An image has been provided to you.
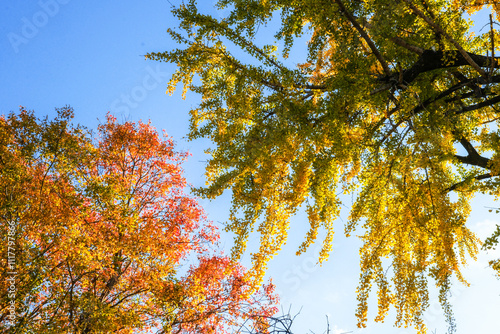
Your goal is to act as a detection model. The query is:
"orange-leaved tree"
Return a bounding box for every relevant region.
[0,106,277,333]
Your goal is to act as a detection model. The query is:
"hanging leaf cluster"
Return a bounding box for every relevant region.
[148,0,500,332]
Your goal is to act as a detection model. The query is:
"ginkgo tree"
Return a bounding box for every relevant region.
[147,0,500,332]
[0,107,277,333]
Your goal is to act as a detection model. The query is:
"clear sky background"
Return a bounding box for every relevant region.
[1,1,500,333]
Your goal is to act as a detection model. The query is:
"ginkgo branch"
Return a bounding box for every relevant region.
[334,0,391,76]
[490,14,496,77]
[401,0,487,78]
[446,173,494,192]
[387,50,500,86]
[356,16,424,55]
[454,137,491,169]
[455,95,500,115]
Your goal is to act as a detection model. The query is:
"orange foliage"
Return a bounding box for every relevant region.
[0,106,277,333]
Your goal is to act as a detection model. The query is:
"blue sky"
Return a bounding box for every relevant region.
[1,1,500,333]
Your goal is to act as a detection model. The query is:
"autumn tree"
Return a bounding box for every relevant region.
[147,0,500,332]
[0,107,277,333]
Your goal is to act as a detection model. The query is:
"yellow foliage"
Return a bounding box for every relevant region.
[148,0,500,332]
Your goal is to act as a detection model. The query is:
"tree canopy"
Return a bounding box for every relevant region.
[147,0,500,332]
[0,107,277,333]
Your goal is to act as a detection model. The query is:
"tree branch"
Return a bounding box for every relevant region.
[398,50,499,85]
[390,36,425,55]
[455,95,500,115]
[446,173,494,192]
[356,16,424,55]
[334,0,391,76]
[454,136,491,169]
[401,0,487,77]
